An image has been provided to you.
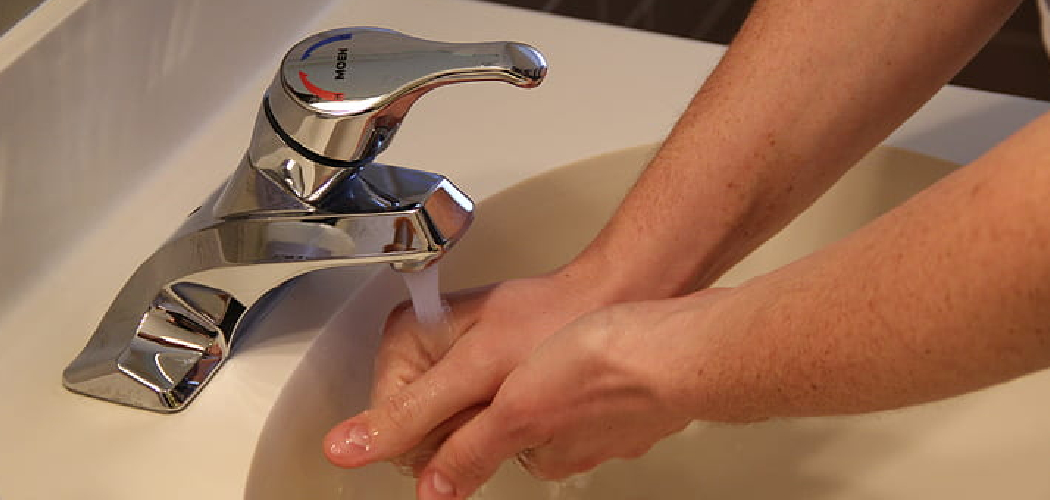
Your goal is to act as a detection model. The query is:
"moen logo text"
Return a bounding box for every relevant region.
[335,47,348,80]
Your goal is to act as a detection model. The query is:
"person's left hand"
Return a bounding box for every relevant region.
[323,272,629,476]
[410,291,733,500]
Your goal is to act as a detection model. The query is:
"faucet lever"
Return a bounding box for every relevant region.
[265,27,548,167]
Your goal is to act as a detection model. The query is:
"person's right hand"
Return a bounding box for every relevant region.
[323,269,622,474]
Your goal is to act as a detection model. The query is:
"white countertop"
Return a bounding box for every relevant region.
[0,0,1047,498]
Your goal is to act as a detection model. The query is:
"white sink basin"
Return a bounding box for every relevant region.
[243,144,1050,499]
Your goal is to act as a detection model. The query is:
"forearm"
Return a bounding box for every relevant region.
[567,0,1020,299]
[686,112,1050,420]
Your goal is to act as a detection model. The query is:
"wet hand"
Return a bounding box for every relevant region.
[410,293,731,499]
[322,271,617,475]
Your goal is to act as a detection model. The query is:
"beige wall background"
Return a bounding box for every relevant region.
[0,0,46,35]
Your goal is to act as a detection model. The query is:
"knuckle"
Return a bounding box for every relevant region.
[390,446,436,477]
[572,312,622,358]
[492,400,547,444]
[490,395,528,422]
[444,444,495,485]
[379,390,422,434]
[456,340,496,370]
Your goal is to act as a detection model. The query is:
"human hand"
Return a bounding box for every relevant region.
[322,270,620,475]
[406,291,736,499]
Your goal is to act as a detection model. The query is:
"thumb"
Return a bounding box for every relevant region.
[416,404,539,500]
[323,355,497,469]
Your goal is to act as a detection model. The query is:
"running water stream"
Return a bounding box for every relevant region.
[401,263,448,328]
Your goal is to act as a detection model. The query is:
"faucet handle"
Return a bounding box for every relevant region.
[265,27,547,166]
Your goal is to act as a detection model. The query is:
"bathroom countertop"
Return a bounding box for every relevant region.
[0,1,1048,498]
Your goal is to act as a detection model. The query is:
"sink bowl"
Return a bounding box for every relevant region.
[243,144,1050,499]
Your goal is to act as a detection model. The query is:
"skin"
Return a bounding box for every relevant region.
[322,0,1050,498]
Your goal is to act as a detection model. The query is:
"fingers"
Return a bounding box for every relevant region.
[323,353,499,469]
[370,291,490,408]
[391,405,485,476]
[416,405,540,500]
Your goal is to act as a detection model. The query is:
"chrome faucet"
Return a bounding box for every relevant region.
[62,27,547,413]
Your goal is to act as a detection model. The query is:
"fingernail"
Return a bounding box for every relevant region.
[427,471,456,499]
[328,423,372,456]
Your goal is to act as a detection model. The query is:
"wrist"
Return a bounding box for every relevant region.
[556,245,702,305]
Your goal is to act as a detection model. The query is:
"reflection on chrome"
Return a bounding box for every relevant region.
[62,27,547,412]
